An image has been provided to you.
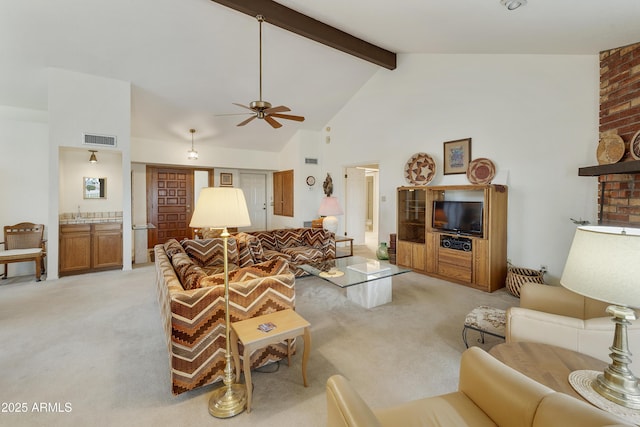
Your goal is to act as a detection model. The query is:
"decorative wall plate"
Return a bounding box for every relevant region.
[404,152,436,185]
[467,158,496,185]
[630,130,640,161]
[596,134,625,165]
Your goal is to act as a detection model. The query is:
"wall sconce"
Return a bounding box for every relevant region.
[89,150,98,164]
[187,129,198,160]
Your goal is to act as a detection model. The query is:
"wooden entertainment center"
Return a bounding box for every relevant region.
[396,184,508,292]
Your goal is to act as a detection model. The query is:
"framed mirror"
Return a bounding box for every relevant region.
[84,177,107,199]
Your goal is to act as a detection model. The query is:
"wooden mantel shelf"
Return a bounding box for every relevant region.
[578,160,640,176]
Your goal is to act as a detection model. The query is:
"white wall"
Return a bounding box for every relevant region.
[48,68,132,278]
[0,106,49,276]
[273,130,323,229]
[319,54,600,282]
[131,136,281,170]
[59,148,123,213]
[1,54,602,284]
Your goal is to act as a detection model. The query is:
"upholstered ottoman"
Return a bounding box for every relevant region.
[462,305,506,348]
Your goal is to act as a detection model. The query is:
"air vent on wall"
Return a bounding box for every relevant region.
[83,133,117,147]
[305,157,318,164]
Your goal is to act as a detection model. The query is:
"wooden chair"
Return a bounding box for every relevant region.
[0,222,46,282]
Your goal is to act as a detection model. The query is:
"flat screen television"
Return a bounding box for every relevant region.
[432,201,483,236]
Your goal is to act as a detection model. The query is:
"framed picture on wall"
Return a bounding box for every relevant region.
[220,172,233,187]
[443,138,472,175]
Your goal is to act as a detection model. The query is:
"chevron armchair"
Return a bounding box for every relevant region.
[155,243,296,395]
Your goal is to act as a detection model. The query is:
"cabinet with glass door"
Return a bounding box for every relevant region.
[397,187,427,271]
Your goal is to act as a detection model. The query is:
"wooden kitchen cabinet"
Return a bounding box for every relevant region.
[59,224,91,274]
[60,223,123,276]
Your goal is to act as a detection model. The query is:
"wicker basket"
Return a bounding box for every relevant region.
[506,263,545,297]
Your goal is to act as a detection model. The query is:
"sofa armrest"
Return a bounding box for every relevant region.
[326,375,382,427]
[520,283,610,320]
[535,392,633,426]
[459,347,553,426]
[520,283,589,318]
[506,306,586,352]
[507,306,640,365]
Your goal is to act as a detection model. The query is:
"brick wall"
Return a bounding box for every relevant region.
[598,42,640,226]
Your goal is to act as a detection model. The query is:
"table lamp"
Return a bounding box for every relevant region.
[189,187,251,418]
[318,196,343,234]
[560,225,640,410]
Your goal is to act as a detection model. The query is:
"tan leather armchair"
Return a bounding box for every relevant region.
[506,283,640,365]
[326,346,630,427]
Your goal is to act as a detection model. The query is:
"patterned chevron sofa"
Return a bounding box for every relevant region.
[241,227,336,277]
[155,238,296,395]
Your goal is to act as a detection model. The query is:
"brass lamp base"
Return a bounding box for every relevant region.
[593,372,640,409]
[592,305,640,410]
[591,305,640,409]
[208,383,247,418]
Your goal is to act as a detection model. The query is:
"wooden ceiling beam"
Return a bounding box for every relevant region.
[210,0,397,70]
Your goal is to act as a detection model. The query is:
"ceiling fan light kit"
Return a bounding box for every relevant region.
[501,0,527,10]
[232,15,305,129]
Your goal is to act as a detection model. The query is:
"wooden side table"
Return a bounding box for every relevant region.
[335,236,354,258]
[230,309,311,412]
[489,342,607,402]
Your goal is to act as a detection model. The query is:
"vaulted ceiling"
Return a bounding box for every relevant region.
[1,0,639,152]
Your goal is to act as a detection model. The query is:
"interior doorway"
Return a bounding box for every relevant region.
[239,172,267,231]
[344,164,379,251]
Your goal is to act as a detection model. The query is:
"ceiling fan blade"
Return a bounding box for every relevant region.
[237,115,257,127]
[264,105,291,114]
[233,103,254,111]
[264,115,282,129]
[213,112,253,117]
[270,113,305,122]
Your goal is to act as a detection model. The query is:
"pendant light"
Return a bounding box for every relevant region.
[89,150,98,164]
[187,129,198,160]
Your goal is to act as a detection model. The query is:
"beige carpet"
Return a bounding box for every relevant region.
[0,248,518,426]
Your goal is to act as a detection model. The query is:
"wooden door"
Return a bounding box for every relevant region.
[273,170,293,217]
[147,167,194,247]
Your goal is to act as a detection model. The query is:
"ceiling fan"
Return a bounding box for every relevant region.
[232,15,305,129]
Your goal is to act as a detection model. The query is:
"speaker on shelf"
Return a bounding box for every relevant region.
[440,235,472,252]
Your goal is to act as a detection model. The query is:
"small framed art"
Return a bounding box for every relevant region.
[220,172,233,187]
[443,138,472,175]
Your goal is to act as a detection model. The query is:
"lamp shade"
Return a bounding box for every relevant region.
[318,196,344,216]
[189,187,251,228]
[560,226,640,308]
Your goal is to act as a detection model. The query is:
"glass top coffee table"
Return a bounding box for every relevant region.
[300,256,410,308]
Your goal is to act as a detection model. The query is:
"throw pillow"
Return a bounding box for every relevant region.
[234,232,263,265]
[275,230,304,248]
[171,252,207,290]
[164,239,186,259]
[251,231,278,251]
[302,228,326,249]
[181,238,239,267]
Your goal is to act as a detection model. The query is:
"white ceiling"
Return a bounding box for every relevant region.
[1,0,639,152]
